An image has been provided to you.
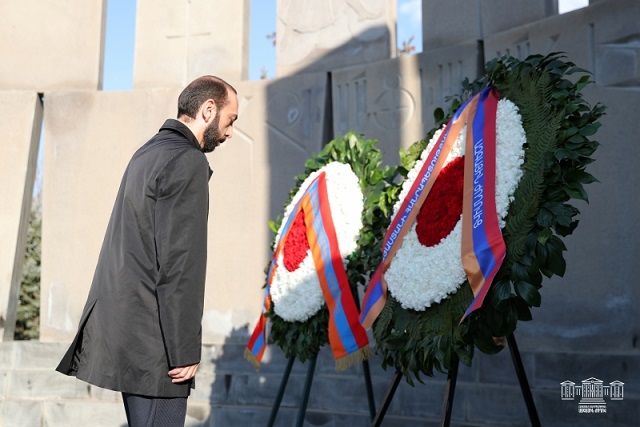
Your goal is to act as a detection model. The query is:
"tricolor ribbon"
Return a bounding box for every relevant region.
[246,172,369,370]
[360,88,505,329]
[245,190,301,366]
[461,88,506,317]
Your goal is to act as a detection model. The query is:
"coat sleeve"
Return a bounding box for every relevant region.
[154,149,210,368]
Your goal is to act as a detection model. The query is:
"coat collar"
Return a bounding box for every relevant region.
[159,119,202,152]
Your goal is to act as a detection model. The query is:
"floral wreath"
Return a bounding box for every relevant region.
[371,53,605,383]
[255,132,397,364]
[384,99,526,311]
[270,161,363,322]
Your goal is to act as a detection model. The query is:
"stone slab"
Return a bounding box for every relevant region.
[533,352,640,394]
[210,406,287,427]
[0,371,6,399]
[0,91,42,340]
[0,1,105,90]
[185,401,210,426]
[417,42,482,132]
[43,401,127,427]
[89,385,122,402]
[276,0,396,76]
[331,54,424,165]
[13,341,68,369]
[476,346,536,387]
[0,400,42,427]
[422,0,554,52]
[7,369,90,399]
[458,383,532,425]
[516,86,640,353]
[483,0,640,78]
[0,342,15,369]
[134,0,250,88]
[535,389,640,427]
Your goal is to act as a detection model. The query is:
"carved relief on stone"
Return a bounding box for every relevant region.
[277,0,393,74]
[371,73,415,131]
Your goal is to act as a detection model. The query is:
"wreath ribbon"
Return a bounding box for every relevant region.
[461,88,506,317]
[360,88,505,329]
[247,173,369,369]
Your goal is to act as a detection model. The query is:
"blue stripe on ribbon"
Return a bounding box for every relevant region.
[250,330,265,356]
[307,179,359,354]
[362,277,383,314]
[470,88,498,279]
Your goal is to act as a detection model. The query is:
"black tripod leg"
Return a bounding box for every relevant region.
[371,369,402,427]
[440,353,459,427]
[295,354,318,427]
[266,355,295,427]
[362,359,377,421]
[507,334,541,427]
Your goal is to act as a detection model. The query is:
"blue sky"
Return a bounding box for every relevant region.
[102,0,588,91]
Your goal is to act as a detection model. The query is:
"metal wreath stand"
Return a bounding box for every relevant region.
[266,294,378,427]
[265,354,377,427]
[370,333,541,427]
[265,332,540,427]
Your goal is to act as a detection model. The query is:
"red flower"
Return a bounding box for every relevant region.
[283,210,311,271]
[415,156,465,247]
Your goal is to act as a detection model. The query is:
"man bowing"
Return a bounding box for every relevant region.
[57,75,239,427]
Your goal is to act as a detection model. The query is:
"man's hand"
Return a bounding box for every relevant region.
[168,363,200,383]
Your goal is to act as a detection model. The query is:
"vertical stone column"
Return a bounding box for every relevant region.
[0,0,106,90]
[0,92,42,340]
[276,0,396,76]
[134,0,250,88]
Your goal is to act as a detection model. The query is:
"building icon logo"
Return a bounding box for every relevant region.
[560,378,624,413]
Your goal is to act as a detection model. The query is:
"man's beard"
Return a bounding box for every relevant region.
[202,112,225,153]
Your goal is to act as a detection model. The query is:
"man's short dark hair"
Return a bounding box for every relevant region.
[177,76,237,120]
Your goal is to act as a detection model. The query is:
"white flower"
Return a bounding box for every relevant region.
[271,162,364,321]
[386,99,526,311]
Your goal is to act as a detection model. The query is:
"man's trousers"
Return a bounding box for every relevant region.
[122,393,188,427]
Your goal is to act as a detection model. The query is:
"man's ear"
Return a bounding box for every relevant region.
[201,99,217,123]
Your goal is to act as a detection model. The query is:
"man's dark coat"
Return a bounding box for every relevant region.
[57,119,212,398]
